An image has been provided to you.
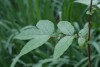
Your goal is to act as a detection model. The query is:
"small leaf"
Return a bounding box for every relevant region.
[78,23,88,37]
[36,20,54,34]
[86,10,94,15]
[74,0,98,6]
[78,37,86,47]
[96,4,100,8]
[10,36,50,67]
[57,21,75,35]
[53,36,75,59]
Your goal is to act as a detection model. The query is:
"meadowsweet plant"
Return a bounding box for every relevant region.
[1,0,100,67]
[10,0,100,67]
[10,20,89,67]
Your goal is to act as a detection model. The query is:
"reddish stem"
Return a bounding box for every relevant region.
[88,0,93,67]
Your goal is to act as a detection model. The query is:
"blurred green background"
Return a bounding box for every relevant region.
[0,0,100,67]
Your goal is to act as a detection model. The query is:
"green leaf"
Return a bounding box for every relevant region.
[57,21,75,35]
[53,36,75,59]
[92,42,100,54]
[10,36,50,67]
[0,21,10,30]
[97,4,100,8]
[32,64,42,67]
[20,25,36,31]
[10,55,21,67]
[74,0,98,6]
[14,28,45,40]
[78,37,86,47]
[36,20,54,34]
[78,23,88,37]
[19,36,50,56]
[75,56,96,67]
[14,20,54,40]
[11,20,55,67]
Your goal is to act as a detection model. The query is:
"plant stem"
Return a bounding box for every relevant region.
[88,0,93,67]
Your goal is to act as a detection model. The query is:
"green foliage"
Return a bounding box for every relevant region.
[78,23,88,37]
[11,36,50,67]
[10,20,94,67]
[11,20,54,67]
[57,21,75,35]
[0,0,100,67]
[78,37,86,47]
[53,36,75,59]
[36,20,54,34]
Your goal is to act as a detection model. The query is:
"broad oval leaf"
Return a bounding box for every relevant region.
[36,20,54,34]
[10,35,50,67]
[57,21,75,35]
[78,37,86,47]
[74,0,98,6]
[78,23,88,37]
[53,36,75,59]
